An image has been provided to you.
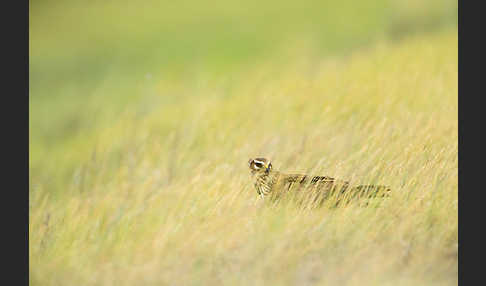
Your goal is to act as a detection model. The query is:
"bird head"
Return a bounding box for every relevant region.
[248,158,272,175]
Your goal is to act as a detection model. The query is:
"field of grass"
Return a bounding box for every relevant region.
[30,1,457,285]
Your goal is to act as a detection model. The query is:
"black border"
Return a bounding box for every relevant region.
[458,0,480,284]
[3,0,29,284]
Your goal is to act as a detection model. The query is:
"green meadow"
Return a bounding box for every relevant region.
[30,1,457,285]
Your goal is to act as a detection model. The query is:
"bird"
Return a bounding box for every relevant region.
[248,157,391,206]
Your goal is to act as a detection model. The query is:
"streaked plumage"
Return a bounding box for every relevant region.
[248,157,391,205]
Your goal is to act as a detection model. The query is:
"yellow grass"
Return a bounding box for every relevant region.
[29,30,457,285]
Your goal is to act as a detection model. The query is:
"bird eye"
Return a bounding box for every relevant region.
[254,162,263,168]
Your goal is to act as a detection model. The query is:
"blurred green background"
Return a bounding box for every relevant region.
[30,0,456,92]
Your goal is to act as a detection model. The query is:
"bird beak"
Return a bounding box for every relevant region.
[265,163,271,173]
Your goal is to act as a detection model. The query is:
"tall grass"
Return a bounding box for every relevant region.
[29,29,457,285]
